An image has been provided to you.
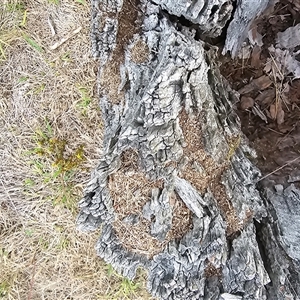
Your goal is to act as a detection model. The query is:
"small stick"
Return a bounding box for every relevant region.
[257,156,300,182]
[275,125,295,147]
[270,53,284,80]
[50,27,82,50]
[48,15,56,36]
[265,127,284,135]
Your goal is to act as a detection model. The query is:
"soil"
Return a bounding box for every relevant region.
[219,0,300,188]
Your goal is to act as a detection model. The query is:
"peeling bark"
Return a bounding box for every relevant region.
[78,1,300,299]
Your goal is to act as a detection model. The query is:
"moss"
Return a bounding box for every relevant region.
[30,123,86,211]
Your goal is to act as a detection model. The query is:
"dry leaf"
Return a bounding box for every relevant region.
[251,46,262,68]
[268,46,300,79]
[50,27,82,50]
[276,23,300,49]
[293,1,300,11]
[252,104,268,123]
[240,96,254,110]
[238,75,272,94]
[255,89,275,106]
[264,59,273,73]
[269,16,278,25]
[276,103,285,125]
[237,44,252,59]
[248,25,263,46]
[270,104,277,119]
[281,82,291,105]
[48,15,56,36]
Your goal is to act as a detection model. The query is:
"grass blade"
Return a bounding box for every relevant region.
[23,34,43,52]
[0,43,6,59]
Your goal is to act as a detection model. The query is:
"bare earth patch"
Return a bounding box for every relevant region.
[0,1,153,299]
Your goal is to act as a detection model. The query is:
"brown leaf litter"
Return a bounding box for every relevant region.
[219,0,300,187]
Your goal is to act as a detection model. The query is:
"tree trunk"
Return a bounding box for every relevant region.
[77,0,300,299]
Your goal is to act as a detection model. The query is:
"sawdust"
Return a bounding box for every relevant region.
[204,261,222,278]
[100,60,124,104]
[166,191,193,241]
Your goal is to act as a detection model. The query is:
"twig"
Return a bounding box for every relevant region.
[47,15,56,36]
[275,125,295,147]
[270,53,284,80]
[286,275,300,300]
[265,127,284,135]
[271,64,279,117]
[257,156,300,182]
[273,4,288,15]
[50,27,82,50]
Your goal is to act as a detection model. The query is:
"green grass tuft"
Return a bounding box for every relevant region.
[5,2,26,12]
[25,119,86,212]
[77,86,92,115]
[48,0,60,4]
[103,264,141,299]
[23,34,43,52]
[75,0,86,5]
[0,281,10,297]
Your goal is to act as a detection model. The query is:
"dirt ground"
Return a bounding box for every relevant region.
[0,1,153,299]
[220,0,300,188]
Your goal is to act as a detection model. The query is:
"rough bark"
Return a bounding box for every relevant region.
[78,1,300,299]
[223,0,270,57]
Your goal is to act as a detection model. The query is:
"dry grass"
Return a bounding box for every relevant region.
[130,39,149,64]
[204,261,222,278]
[0,0,153,299]
[109,149,192,258]
[179,110,242,236]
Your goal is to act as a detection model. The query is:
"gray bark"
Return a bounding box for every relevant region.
[152,0,233,37]
[78,1,300,299]
[223,0,270,57]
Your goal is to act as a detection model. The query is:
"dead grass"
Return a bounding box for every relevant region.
[109,149,192,258]
[130,39,149,64]
[110,150,164,257]
[0,0,153,299]
[204,261,222,278]
[179,110,242,236]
